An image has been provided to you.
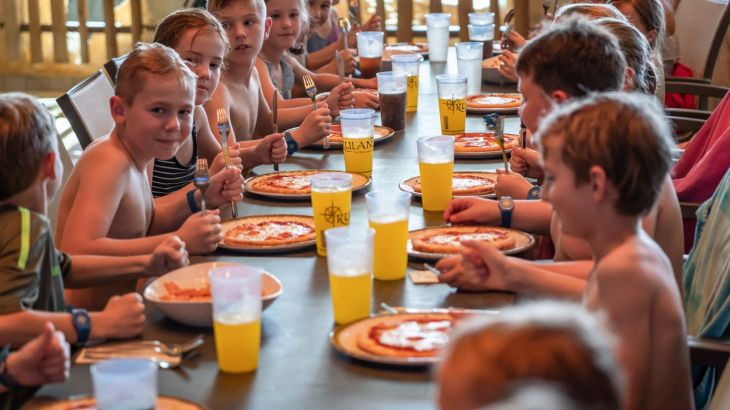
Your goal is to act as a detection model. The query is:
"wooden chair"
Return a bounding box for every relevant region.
[56,70,115,149]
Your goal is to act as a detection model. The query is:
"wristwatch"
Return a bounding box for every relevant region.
[498,196,515,228]
[284,130,299,155]
[527,185,543,200]
[71,308,91,345]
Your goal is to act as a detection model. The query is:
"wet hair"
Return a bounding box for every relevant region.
[516,17,626,97]
[610,0,665,50]
[115,42,197,106]
[595,17,656,94]
[208,0,266,17]
[555,2,627,21]
[538,92,674,216]
[0,92,57,200]
[153,8,230,65]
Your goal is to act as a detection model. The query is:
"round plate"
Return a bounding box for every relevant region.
[455,149,512,160]
[307,125,395,150]
[406,225,535,261]
[399,171,498,198]
[144,262,283,327]
[217,214,316,253]
[244,170,371,200]
[23,395,207,410]
[466,106,518,115]
[385,42,429,58]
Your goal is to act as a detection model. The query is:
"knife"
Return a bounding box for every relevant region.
[272,89,279,171]
[335,50,345,82]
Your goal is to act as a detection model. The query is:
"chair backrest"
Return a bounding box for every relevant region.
[675,0,730,79]
[103,54,128,85]
[56,70,115,149]
[710,358,730,410]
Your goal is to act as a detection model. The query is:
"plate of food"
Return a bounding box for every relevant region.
[219,214,316,253]
[385,42,429,58]
[24,395,208,410]
[451,132,520,159]
[244,170,371,200]
[481,56,517,85]
[466,93,522,114]
[308,124,395,149]
[407,225,535,260]
[144,262,282,327]
[330,310,460,366]
[399,171,498,198]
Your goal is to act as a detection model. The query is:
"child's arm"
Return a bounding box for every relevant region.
[0,322,68,390]
[289,55,377,92]
[255,56,319,109]
[444,197,554,236]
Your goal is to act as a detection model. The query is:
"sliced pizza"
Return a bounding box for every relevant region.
[452,132,519,153]
[356,313,454,358]
[405,172,497,196]
[246,170,369,196]
[222,215,316,247]
[410,226,517,254]
[466,93,522,109]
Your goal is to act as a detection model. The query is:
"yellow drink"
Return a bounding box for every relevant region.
[406,75,419,112]
[438,97,466,135]
[213,317,261,373]
[369,217,409,280]
[419,161,454,211]
[329,271,372,324]
[311,188,352,256]
[343,136,374,176]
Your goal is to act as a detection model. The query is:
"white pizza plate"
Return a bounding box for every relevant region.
[244,170,371,200]
[307,125,396,150]
[455,148,513,160]
[406,226,535,261]
[144,262,282,327]
[217,215,316,253]
[466,105,519,115]
[398,172,498,199]
[24,395,208,410]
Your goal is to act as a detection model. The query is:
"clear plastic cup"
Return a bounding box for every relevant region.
[469,12,494,25]
[91,359,158,410]
[356,31,384,78]
[209,264,263,373]
[391,54,423,113]
[376,71,408,132]
[311,172,353,256]
[417,136,455,211]
[340,109,375,176]
[425,13,451,62]
[455,42,484,95]
[435,74,468,135]
[325,226,374,324]
[366,190,411,280]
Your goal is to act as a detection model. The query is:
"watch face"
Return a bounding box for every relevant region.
[499,196,515,210]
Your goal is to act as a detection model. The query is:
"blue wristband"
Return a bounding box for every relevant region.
[186,189,199,213]
[284,131,299,155]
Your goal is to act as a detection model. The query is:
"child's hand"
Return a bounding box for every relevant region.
[353,90,379,109]
[210,146,243,174]
[253,133,288,165]
[498,50,518,82]
[509,147,543,179]
[99,293,146,339]
[327,82,355,115]
[357,78,378,90]
[495,170,533,199]
[443,197,500,225]
[360,14,382,31]
[436,253,490,291]
[5,322,69,386]
[177,209,223,254]
[506,30,526,49]
[341,49,357,74]
[145,236,189,277]
[206,167,244,207]
[297,103,333,146]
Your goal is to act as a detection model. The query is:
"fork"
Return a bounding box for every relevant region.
[338,17,351,50]
[501,9,516,51]
[90,334,205,357]
[303,74,330,149]
[194,158,209,216]
[272,89,280,172]
[215,108,238,218]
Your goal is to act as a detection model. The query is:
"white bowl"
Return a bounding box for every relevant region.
[144,262,282,327]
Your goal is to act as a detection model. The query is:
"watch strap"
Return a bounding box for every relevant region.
[284,131,299,155]
[186,189,199,213]
[501,207,513,228]
[71,308,91,345]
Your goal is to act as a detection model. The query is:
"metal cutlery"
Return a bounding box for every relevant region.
[194,158,209,216]
[338,17,351,50]
[423,263,441,276]
[335,50,346,82]
[272,89,280,171]
[89,334,205,357]
[501,9,516,51]
[484,113,509,173]
[379,302,399,315]
[215,108,238,217]
[303,74,329,149]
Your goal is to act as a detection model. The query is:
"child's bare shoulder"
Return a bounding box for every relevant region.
[595,235,671,290]
[75,137,133,175]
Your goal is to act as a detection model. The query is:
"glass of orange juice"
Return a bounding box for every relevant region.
[311,172,352,256]
[436,74,467,135]
[417,136,455,212]
[209,264,263,373]
[325,226,374,324]
[341,109,375,177]
[366,190,411,280]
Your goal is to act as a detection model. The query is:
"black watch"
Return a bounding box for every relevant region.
[284,130,299,155]
[498,196,515,228]
[71,308,91,344]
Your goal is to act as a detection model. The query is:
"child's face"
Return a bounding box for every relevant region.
[266,0,302,49]
[176,30,226,105]
[308,0,331,28]
[119,75,195,161]
[217,2,271,65]
[517,73,555,133]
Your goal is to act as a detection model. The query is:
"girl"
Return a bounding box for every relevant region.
[151,8,287,198]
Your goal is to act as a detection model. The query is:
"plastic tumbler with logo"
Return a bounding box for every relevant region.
[391,54,423,112]
[340,108,375,176]
[311,172,353,256]
[366,190,411,280]
[417,136,455,211]
[426,13,451,62]
[376,71,408,132]
[325,226,374,324]
[436,74,467,135]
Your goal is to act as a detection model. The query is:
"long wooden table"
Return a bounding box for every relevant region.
[36,50,520,410]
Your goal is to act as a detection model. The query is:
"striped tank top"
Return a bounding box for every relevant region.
[151,123,198,198]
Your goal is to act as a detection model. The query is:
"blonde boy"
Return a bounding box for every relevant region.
[205,0,332,149]
[454,93,693,410]
[56,43,240,310]
[0,93,186,349]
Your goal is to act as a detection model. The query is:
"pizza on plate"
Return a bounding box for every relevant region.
[466,93,522,109]
[411,226,517,254]
[408,172,497,196]
[482,56,501,69]
[247,170,369,196]
[356,313,454,358]
[315,124,393,146]
[453,132,519,153]
[223,215,316,247]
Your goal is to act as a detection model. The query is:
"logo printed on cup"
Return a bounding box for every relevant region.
[446,97,466,114]
[343,138,374,152]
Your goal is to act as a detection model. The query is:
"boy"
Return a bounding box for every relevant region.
[205,0,334,150]
[55,43,235,310]
[0,92,186,347]
[455,93,693,410]
[437,18,683,294]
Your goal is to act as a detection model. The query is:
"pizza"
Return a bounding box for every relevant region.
[356,313,454,358]
[453,132,519,153]
[405,172,497,196]
[410,226,517,254]
[466,93,522,109]
[482,56,501,69]
[314,124,394,147]
[246,170,369,196]
[222,215,316,247]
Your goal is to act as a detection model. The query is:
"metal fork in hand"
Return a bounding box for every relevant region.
[272,89,280,171]
[215,108,238,218]
[194,158,209,216]
[303,74,329,149]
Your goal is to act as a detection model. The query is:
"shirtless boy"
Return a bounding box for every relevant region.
[56,43,240,310]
